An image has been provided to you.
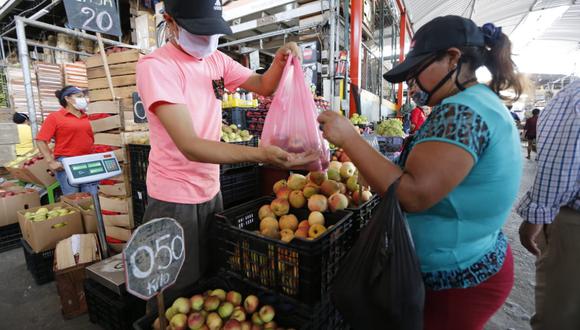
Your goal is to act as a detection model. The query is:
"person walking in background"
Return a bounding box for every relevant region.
[517,80,579,330]
[507,104,521,126]
[12,112,33,156]
[524,108,540,159]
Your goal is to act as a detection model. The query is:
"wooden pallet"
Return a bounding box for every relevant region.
[86,50,141,102]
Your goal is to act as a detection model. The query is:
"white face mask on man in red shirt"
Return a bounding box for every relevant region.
[176,26,220,59]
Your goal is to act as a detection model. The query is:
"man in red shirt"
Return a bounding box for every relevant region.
[36,86,96,194]
[524,108,540,159]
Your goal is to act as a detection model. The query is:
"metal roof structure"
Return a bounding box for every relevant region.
[402,0,580,74]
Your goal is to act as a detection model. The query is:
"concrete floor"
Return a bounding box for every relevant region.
[0,148,539,330]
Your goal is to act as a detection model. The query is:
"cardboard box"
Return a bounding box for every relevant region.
[0,123,19,144]
[61,193,93,209]
[90,115,122,133]
[99,194,131,214]
[17,203,84,252]
[81,209,98,234]
[103,214,132,228]
[6,156,57,187]
[105,226,131,242]
[0,187,40,226]
[98,182,128,197]
[55,234,101,271]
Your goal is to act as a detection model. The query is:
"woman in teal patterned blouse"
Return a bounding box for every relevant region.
[318,16,525,330]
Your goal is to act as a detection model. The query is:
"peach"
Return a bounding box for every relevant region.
[308,194,328,212]
[327,168,341,181]
[320,180,340,197]
[295,227,309,239]
[328,193,349,212]
[275,187,291,200]
[288,190,306,209]
[287,174,307,191]
[260,217,279,232]
[279,214,298,231]
[302,183,320,199]
[328,161,342,171]
[298,220,310,230]
[270,198,289,216]
[308,211,325,226]
[272,180,287,194]
[308,171,327,186]
[308,224,327,239]
[258,205,275,220]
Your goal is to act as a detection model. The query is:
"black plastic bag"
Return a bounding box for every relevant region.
[331,181,425,330]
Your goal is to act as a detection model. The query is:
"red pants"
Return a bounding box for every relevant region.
[424,245,514,330]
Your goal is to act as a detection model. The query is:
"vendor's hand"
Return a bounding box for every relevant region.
[261,145,319,169]
[48,160,64,172]
[519,221,543,256]
[274,42,302,67]
[317,110,359,147]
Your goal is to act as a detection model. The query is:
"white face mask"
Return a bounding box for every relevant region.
[176,27,220,59]
[73,97,88,111]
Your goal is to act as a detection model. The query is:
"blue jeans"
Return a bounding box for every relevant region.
[55,157,99,196]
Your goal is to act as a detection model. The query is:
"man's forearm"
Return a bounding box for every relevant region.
[37,140,54,162]
[181,138,265,164]
[259,62,285,95]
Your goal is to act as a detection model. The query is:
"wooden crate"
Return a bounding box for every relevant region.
[54,261,97,319]
[87,63,137,80]
[89,85,138,102]
[85,50,140,69]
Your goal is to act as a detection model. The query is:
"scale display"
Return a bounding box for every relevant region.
[62,152,122,185]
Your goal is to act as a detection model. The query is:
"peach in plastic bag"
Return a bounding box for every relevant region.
[260,56,330,171]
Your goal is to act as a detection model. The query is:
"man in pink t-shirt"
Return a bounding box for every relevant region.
[136,0,315,295]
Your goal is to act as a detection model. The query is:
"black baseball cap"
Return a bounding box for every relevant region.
[164,0,232,36]
[384,15,485,83]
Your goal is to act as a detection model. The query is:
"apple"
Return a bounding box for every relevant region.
[226,291,242,306]
[288,190,306,209]
[361,190,373,202]
[308,194,328,212]
[251,312,264,325]
[190,294,204,311]
[280,229,295,243]
[279,214,298,231]
[308,171,327,186]
[340,162,356,179]
[309,224,327,239]
[258,305,275,323]
[346,175,359,192]
[275,187,291,200]
[327,168,341,182]
[204,296,220,311]
[328,161,342,171]
[165,306,178,321]
[320,180,340,197]
[259,217,279,232]
[287,174,307,191]
[187,312,205,330]
[308,212,325,226]
[298,220,310,230]
[223,319,242,330]
[231,306,246,322]
[270,198,289,216]
[258,205,276,220]
[295,227,309,239]
[302,183,320,199]
[206,312,223,330]
[328,193,349,212]
[172,297,191,314]
[218,302,234,319]
[244,295,259,314]
[272,180,287,194]
[170,313,187,330]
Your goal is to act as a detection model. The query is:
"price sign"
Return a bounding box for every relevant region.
[132,92,147,124]
[123,218,185,300]
[64,0,122,36]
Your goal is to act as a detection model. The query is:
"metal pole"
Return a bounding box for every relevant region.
[349,0,363,117]
[15,18,39,142]
[0,37,5,62]
[17,17,140,49]
[1,0,62,37]
[3,37,92,56]
[379,0,385,118]
[91,191,110,259]
[328,0,336,111]
[219,21,323,48]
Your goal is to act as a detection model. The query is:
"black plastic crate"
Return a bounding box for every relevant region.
[346,194,381,232]
[128,144,151,187]
[131,183,149,228]
[215,197,354,305]
[0,223,22,253]
[220,166,261,209]
[133,274,348,330]
[21,238,55,285]
[85,278,146,330]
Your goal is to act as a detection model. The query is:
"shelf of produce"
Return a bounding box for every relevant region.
[215,196,354,306]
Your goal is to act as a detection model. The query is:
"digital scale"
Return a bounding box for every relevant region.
[62,152,122,258]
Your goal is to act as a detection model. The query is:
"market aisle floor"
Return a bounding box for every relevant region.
[0,149,538,330]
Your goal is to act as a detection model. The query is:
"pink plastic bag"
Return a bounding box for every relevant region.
[261,56,330,171]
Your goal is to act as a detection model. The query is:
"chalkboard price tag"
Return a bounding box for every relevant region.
[123,218,185,300]
[64,0,122,37]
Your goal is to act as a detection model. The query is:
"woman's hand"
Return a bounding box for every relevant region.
[273,42,302,67]
[261,145,319,169]
[317,110,359,148]
[48,160,63,172]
